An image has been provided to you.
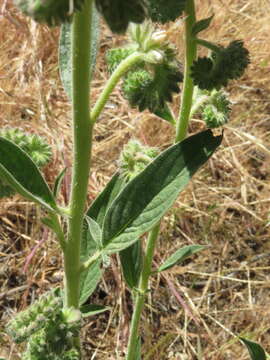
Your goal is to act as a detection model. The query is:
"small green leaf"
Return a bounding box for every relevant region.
[120,240,143,289]
[53,167,67,198]
[80,304,110,318]
[154,103,176,125]
[240,338,266,360]
[192,15,214,36]
[0,137,56,211]
[85,216,102,248]
[158,245,205,272]
[102,130,222,254]
[79,259,102,306]
[59,5,100,99]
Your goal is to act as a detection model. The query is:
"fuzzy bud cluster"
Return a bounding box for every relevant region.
[119,139,159,180]
[14,0,86,26]
[191,40,250,90]
[7,290,62,344]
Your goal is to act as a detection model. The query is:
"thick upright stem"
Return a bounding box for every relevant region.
[64,0,93,310]
[175,0,197,142]
[125,1,197,358]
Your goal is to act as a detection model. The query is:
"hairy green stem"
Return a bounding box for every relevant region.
[90,52,144,124]
[64,0,94,311]
[195,38,221,53]
[175,0,197,142]
[125,1,198,359]
[126,223,161,360]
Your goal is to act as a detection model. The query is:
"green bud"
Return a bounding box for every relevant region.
[14,0,86,26]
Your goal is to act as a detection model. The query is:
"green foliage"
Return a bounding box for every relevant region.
[106,48,135,74]
[120,241,143,289]
[95,0,146,34]
[191,40,250,90]
[146,0,186,24]
[14,0,86,26]
[240,338,266,360]
[191,15,214,36]
[0,128,52,199]
[101,130,222,254]
[0,136,56,211]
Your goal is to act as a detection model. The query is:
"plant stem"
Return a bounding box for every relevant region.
[90,52,144,124]
[175,0,197,143]
[196,38,221,53]
[64,0,94,311]
[126,223,161,360]
[125,1,198,358]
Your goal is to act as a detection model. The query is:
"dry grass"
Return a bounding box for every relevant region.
[0,0,270,359]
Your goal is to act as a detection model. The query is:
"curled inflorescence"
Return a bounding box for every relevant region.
[119,139,159,180]
[191,40,250,90]
[14,0,86,26]
[202,90,231,128]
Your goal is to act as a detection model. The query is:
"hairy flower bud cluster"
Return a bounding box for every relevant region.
[7,290,62,344]
[0,128,52,199]
[95,0,146,34]
[146,0,186,24]
[202,90,231,128]
[191,40,250,90]
[119,140,159,180]
[14,0,86,26]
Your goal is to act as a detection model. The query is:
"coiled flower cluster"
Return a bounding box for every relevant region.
[7,290,81,359]
[119,139,159,180]
[14,0,86,26]
[0,128,52,199]
[191,40,250,90]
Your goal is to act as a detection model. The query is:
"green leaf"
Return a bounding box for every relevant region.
[59,5,100,99]
[154,103,176,125]
[120,241,143,289]
[102,130,222,254]
[80,304,110,318]
[240,338,266,360]
[53,167,67,198]
[192,15,214,36]
[158,245,205,272]
[0,137,56,211]
[85,216,102,248]
[87,172,126,226]
[79,259,102,306]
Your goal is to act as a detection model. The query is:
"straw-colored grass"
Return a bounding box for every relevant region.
[0,0,270,359]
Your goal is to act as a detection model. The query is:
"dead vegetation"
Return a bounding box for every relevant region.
[0,0,270,359]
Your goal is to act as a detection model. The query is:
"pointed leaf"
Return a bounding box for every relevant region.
[79,259,102,306]
[0,137,56,211]
[59,5,100,99]
[154,103,176,125]
[85,216,102,248]
[240,338,266,360]
[192,15,214,36]
[158,245,205,272]
[102,130,222,254]
[53,167,67,198]
[120,241,143,289]
[80,304,110,318]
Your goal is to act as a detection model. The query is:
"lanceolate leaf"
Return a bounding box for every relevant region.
[0,137,56,211]
[59,4,100,99]
[120,241,143,289]
[192,15,214,36]
[158,245,205,272]
[80,304,110,318]
[53,167,67,198]
[79,259,102,306]
[154,103,176,125]
[102,130,222,254]
[240,338,266,360]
